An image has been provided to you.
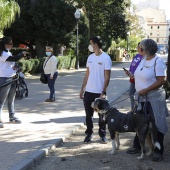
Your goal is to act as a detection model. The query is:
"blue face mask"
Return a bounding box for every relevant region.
[46,52,52,56]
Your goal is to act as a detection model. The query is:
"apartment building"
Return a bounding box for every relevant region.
[136,7,170,53]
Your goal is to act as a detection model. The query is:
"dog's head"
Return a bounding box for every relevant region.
[91,98,110,114]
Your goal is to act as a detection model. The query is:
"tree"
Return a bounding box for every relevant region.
[75,0,130,50]
[4,0,77,58]
[0,0,20,35]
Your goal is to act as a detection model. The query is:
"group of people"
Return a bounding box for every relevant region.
[0,35,168,162]
[0,36,58,129]
[79,36,168,162]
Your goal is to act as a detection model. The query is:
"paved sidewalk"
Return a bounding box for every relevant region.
[0,61,169,170]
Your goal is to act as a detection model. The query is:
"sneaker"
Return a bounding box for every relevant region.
[0,120,4,128]
[45,99,55,102]
[100,136,107,144]
[84,135,93,143]
[152,153,163,162]
[9,117,21,124]
[127,147,141,154]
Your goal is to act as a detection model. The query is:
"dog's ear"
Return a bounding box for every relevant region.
[98,99,109,110]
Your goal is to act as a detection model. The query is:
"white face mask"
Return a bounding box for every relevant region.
[88,45,94,52]
[46,52,52,56]
[6,48,10,51]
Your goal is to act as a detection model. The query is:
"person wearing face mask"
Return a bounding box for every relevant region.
[43,46,58,102]
[0,36,27,128]
[80,36,112,144]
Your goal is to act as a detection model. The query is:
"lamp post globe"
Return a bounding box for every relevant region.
[74,9,80,19]
[74,9,80,69]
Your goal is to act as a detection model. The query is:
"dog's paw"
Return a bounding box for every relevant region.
[108,150,115,155]
[146,151,153,156]
[137,156,144,160]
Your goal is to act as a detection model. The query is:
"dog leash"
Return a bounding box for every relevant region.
[109,95,134,106]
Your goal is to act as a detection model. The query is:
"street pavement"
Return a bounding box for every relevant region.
[0,57,169,170]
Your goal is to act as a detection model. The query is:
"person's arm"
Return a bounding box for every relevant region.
[79,67,89,99]
[6,52,27,62]
[138,76,166,95]
[50,56,57,79]
[100,70,111,98]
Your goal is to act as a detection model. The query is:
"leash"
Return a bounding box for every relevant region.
[109,95,134,106]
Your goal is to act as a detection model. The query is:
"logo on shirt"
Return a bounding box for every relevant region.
[98,62,102,65]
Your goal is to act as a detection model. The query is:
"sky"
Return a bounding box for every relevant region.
[131,0,170,20]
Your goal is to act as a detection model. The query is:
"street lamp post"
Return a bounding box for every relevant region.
[74,9,80,69]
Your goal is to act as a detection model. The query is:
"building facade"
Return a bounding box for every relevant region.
[136,7,170,53]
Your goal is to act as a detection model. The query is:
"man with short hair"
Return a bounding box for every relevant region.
[79,36,112,143]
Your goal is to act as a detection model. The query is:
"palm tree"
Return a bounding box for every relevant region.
[0,0,20,36]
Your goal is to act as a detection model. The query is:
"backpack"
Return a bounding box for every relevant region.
[15,72,28,100]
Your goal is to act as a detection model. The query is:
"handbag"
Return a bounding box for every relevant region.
[154,57,170,99]
[40,56,52,84]
[40,70,47,84]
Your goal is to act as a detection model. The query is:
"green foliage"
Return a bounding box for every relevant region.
[32,0,76,45]
[75,0,130,49]
[4,0,78,58]
[57,55,76,70]
[0,0,20,31]
[17,55,76,74]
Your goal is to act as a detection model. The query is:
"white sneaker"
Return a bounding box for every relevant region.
[0,123,4,128]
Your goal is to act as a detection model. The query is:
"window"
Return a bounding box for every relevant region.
[157,38,159,43]
[151,26,153,29]
[157,26,159,29]
[150,33,152,36]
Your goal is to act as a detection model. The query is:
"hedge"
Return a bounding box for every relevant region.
[17,55,77,74]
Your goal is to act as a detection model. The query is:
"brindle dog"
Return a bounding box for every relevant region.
[91,98,160,160]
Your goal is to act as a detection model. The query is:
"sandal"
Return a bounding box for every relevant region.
[9,117,21,124]
[152,153,163,162]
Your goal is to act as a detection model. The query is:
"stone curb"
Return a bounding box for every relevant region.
[9,124,84,170]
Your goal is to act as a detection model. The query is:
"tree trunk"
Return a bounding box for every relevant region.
[53,44,59,56]
[35,40,45,58]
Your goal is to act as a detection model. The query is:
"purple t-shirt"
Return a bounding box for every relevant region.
[129,54,143,74]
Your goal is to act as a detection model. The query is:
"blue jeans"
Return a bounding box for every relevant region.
[46,72,58,100]
[0,77,16,119]
[129,82,136,111]
[83,91,106,137]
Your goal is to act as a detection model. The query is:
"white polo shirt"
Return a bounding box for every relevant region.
[0,51,16,77]
[85,52,112,93]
